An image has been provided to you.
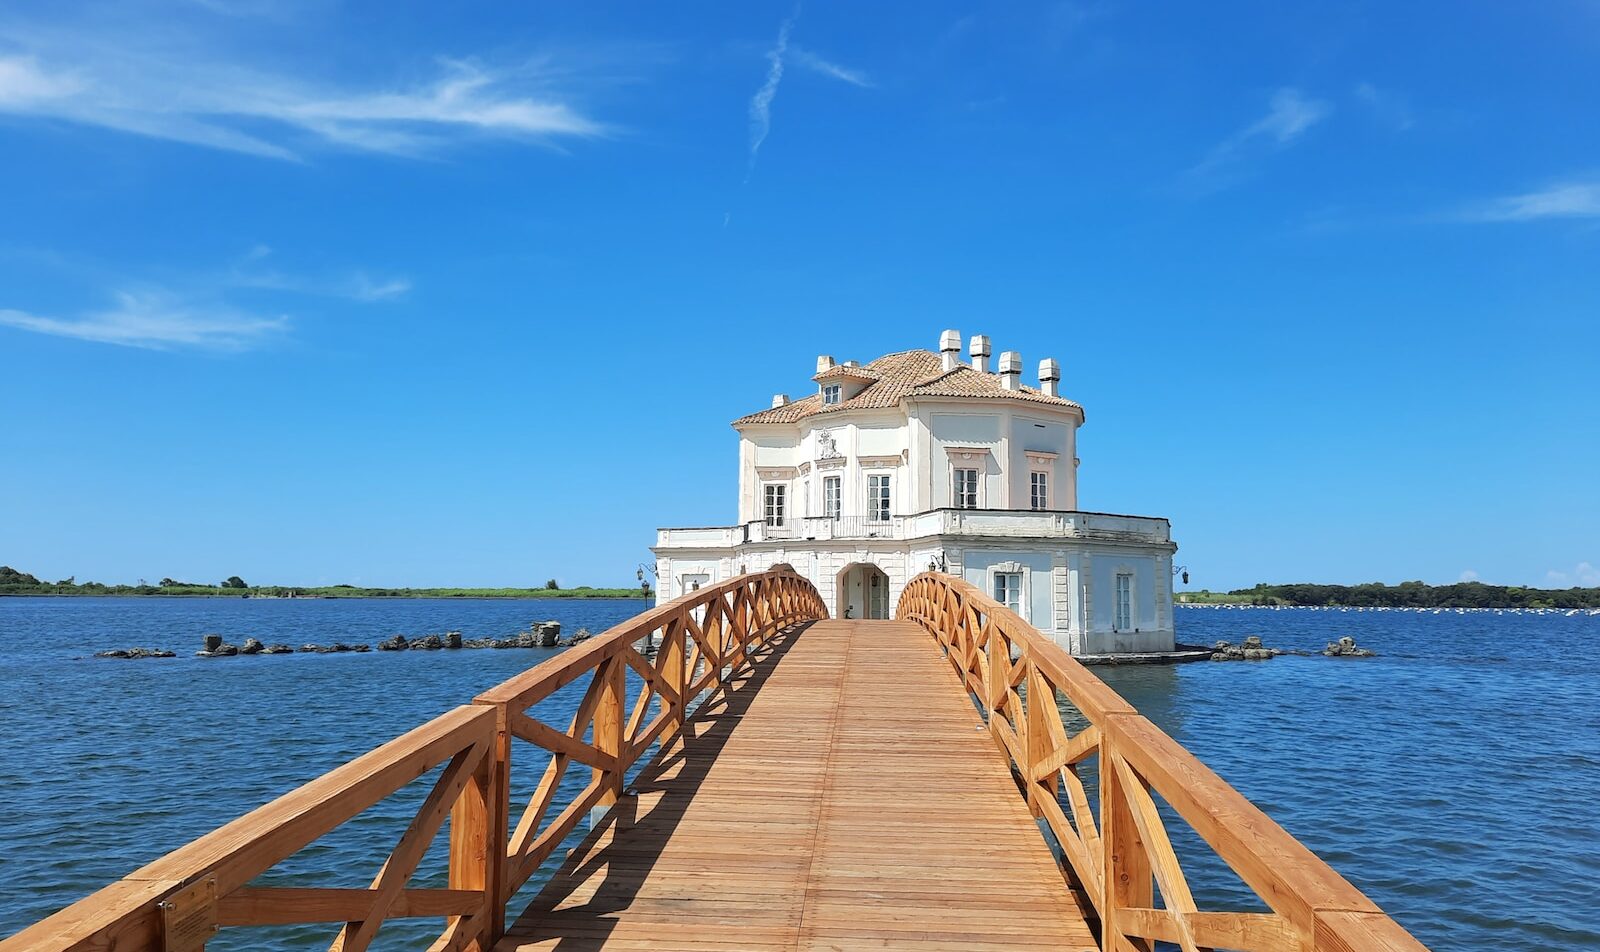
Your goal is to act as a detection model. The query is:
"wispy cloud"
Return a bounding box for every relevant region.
[0,247,411,350]
[790,47,871,87]
[748,13,796,175]
[1545,561,1600,588]
[0,31,607,161]
[0,290,286,350]
[1354,82,1414,131]
[1459,181,1600,223]
[1186,87,1330,190]
[227,246,412,302]
[744,13,874,180]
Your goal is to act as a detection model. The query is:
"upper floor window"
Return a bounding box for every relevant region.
[953,468,979,509]
[823,475,841,518]
[1115,573,1133,630]
[994,572,1022,613]
[764,484,786,527]
[1030,471,1049,511]
[867,474,891,522]
[822,384,842,405]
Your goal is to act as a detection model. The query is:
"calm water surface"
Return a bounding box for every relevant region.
[1,597,1596,951]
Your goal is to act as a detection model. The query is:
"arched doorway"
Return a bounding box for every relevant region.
[836,562,890,620]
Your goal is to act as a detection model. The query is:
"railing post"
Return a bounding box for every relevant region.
[449,717,504,945]
[1100,735,1153,952]
[594,657,626,807]
[662,617,687,736]
[1024,663,1055,818]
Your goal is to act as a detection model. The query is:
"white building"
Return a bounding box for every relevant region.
[653,330,1178,655]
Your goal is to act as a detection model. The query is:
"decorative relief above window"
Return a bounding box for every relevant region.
[816,430,842,460]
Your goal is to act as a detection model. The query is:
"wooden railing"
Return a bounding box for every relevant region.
[469,564,826,938]
[3,565,826,952]
[898,571,1431,952]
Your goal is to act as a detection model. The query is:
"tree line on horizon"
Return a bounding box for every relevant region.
[1202,579,1600,609]
[0,566,638,599]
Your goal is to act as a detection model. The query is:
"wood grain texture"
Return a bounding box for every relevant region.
[495,620,1099,952]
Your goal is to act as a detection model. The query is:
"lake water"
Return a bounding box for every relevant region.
[0,597,1595,951]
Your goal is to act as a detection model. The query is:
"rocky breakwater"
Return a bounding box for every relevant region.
[1210,635,1283,661]
[94,647,176,659]
[195,634,296,657]
[388,621,594,651]
[1323,635,1376,658]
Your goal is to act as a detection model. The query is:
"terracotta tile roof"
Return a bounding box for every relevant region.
[812,363,881,382]
[734,348,1083,426]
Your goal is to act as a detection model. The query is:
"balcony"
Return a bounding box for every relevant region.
[657,508,1171,548]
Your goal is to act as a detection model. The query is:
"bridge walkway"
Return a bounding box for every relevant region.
[495,618,1098,952]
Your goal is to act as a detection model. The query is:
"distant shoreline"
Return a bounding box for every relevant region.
[1,591,647,600]
[1179,579,1600,610]
[0,571,647,601]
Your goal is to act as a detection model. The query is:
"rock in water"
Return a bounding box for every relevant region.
[445,630,463,649]
[240,637,265,655]
[1323,636,1377,658]
[378,634,409,651]
[203,633,224,652]
[415,634,444,650]
[262,644,294,654]
[537,621,561,647]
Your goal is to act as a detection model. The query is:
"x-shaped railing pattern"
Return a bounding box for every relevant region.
[898,572,1431,952]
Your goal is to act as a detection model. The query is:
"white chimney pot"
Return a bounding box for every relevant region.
[772,393,790,408]
[1039,358,1061,398]
[969,334,992,374]
[816,355,836,374]
[939,329,962,371]
[998,350,1022,390]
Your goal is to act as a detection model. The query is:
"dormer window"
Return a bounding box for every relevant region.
[822,384,842,405]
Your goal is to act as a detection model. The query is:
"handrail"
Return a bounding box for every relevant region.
[468,564,827,937]
[3,705,498,952]
[897,571,1430,952]
[2,565,827,952]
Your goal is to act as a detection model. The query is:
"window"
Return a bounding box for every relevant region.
[953,468,979,509]
[1115,573,1133,630]
[994,572,1022,612]
[823,475,841,518]
[867,474,891,522]
[822,384,841,405]
[1030,471,1049,511]
[763,484,786,527]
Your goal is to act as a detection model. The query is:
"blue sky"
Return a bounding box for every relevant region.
[1,1,1596,590]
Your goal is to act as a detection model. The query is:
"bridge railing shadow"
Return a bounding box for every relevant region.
[500,622,812,949]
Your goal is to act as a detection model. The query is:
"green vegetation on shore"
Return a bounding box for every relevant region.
[1179,580,1600,609]
[0,566,644,599]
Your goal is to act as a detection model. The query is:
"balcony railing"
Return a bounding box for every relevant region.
[657,508,1171,548]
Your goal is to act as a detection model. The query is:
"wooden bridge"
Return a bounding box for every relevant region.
[4,566,1431,952]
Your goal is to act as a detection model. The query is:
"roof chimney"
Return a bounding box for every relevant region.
[969,334,991,373]
[939,329,962,371]
[772,393,790,408]
[816,355,836,374]
[1038,358,1060,398]
[998,351,1022,390]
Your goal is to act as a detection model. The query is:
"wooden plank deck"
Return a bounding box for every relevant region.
[496,618,1099,952]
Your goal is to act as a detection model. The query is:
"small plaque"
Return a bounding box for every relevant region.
[159,875,217,952]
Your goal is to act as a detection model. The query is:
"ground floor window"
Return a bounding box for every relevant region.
[764,484,786,526]
[1115,573,1132,629]
[993,572,1022,613]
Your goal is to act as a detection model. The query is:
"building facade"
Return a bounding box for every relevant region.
[653,330,1178,654]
